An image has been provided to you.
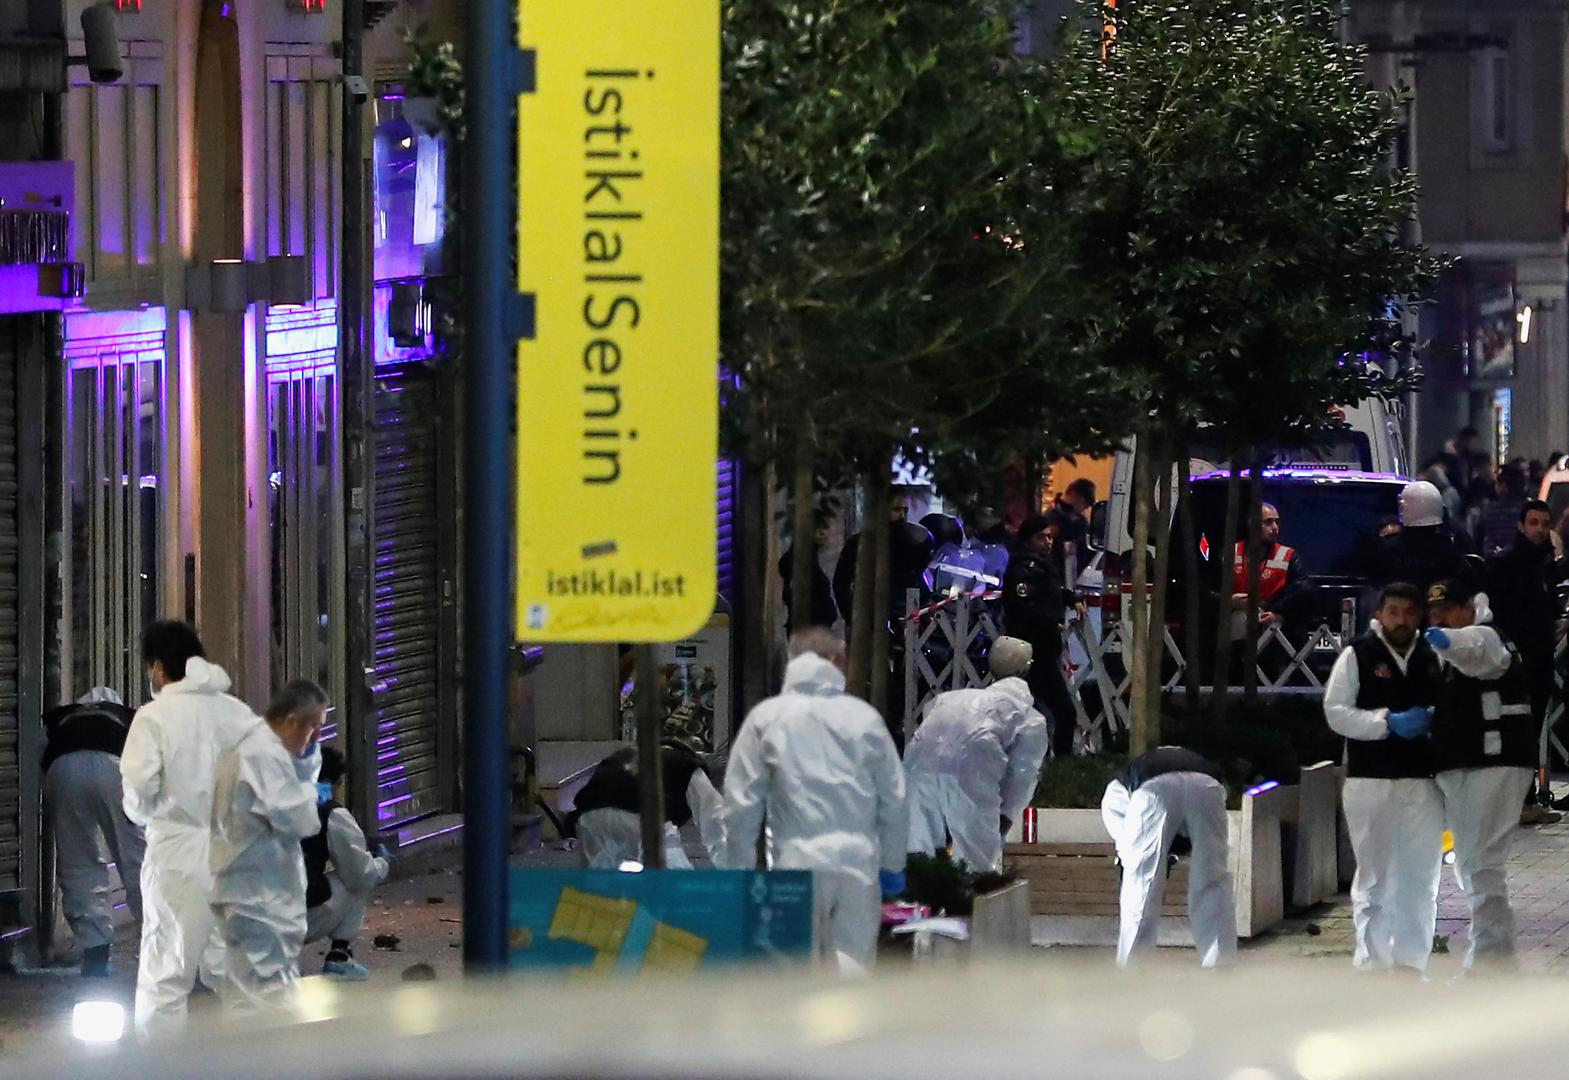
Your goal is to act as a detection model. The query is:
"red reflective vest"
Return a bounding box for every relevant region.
[1233,541,1295,603]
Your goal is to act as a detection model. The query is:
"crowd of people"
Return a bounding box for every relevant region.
[40,621,387,1039]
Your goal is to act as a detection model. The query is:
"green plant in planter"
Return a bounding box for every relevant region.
[1033,753,1128,810]
[901,851,1017,917]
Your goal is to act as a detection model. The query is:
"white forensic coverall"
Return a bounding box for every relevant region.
[1323,624,1443,972]
[1100,762,1235,968]
[577,770,725,870]
[720,653,907,972]
[1432,601,1534,969]
[905,676,1048,871]
[305,806,390,946]
[210,720,321,1013]
[121,658,259,1039]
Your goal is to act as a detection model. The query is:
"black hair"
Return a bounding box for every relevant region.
[140,621,206,682]
[1458,426,1481,442]
[1498,463,1527,497]
[319,744,346,786]
[1377,582,1423,609]
[266,678,328,723]
[1066,478,1097,504]
[1521,498,1552,524]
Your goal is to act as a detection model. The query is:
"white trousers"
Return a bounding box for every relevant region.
[906,767,1005,872]
[45,750,145,950]
[134,851,225,1040]
[1437,766,1533,969]
[1342,777,1443,971]
[216,905,304,1016]
[576,808,692,870]
[811,867,882,973]
[1101,773,1236,968]
[305,872,370,945]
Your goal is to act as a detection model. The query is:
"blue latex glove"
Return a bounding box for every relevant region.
[315,781,334,805]
[1387,706,1433,740]
[1424,627,1451,650]
[878,869,907,899]
[375,844,391,862]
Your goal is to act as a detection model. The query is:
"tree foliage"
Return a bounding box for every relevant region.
[1047,0,1439,746]
[720,0,1096,475]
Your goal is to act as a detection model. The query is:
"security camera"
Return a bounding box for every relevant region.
[78,3,122,85]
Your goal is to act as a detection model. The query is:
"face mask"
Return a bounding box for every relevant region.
[296,735,319,760]
[316,781,334,805]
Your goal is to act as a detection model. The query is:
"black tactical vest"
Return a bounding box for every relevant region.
[1344,634,1440,780]
[302,800,337,909]
[1432,625,1536,772]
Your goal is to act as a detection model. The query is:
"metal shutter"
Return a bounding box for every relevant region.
[0,350,20,889]
[371,366,444,828]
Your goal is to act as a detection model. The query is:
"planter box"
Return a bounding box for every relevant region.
[906,880,1033,964]
[1016,789,1286,943]
[1279,762,1339,909]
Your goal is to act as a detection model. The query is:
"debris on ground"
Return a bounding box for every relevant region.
[402,963,436,982]
[373,933,402,951]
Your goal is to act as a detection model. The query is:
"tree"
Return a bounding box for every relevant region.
[1048,0,1437,750]
[721,0,1095,710]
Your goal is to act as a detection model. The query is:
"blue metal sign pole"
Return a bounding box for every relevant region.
[462,0,534,970]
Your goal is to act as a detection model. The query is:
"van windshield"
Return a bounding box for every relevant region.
[1187,480,1400,579]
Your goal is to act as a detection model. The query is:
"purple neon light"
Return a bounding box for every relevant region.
[1191,468,1410,484]
[0,927,31,940]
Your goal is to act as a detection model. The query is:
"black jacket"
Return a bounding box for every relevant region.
[1370,526,1478,594]
[779,548,838,632]
[41,701,136,773]
[1002,549,1074,638]
[566,745,709,835]
[1484,535,1568,681]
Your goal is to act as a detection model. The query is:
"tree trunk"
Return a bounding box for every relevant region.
[760,456,783,693]
[868,467,894,721]
[1209,464,1243,724]
[1144,444,1177,733]
[1127,431,1155,755]
[1176,446,1203,716]
[738,457,771,715]
[846,471,879,698]
[1243,460,1265,704]
[788,435,817,632]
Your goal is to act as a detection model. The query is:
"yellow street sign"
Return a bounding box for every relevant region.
[514,0,718,642]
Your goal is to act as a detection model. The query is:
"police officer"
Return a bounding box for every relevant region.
[1322,582,1443,973]
[1370,481,1478,594]
[1425,579,1537,970]
[1002,514,1085,758]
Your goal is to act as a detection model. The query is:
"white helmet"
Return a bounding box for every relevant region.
[990,636,1034,679]
[1399,480,1444,528]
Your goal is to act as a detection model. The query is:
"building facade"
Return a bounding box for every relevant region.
[0,0,465,952]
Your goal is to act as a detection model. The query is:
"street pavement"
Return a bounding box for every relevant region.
[1247,816,1569,974]
[4,821,1568,1051]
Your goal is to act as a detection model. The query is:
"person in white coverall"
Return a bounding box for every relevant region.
[905,635,1048,871]
[569,742,725,869]
[1100,747,1236,968]
[303,746,389,980]
[1322,582,1444,973]
[720,628,908,972]
[121,622,259,1039]
[1424,579,1539,969]
[210,679,325,1013]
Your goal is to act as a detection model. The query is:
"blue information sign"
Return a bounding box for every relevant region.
[508,868,814,972]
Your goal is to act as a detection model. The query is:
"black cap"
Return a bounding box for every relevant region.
[1426,579,1471,607]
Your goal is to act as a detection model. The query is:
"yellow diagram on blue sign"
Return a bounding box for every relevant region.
[546,885,710,974]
